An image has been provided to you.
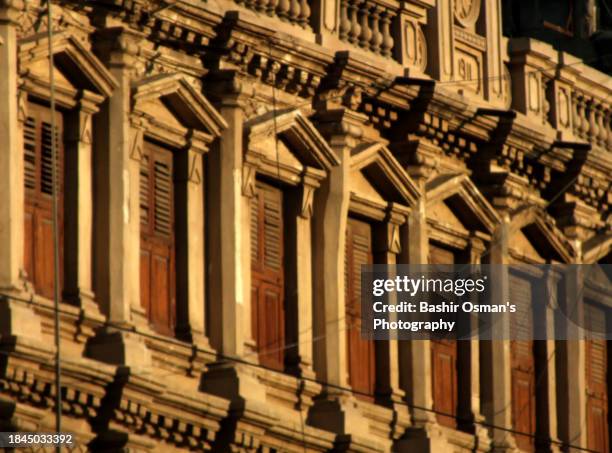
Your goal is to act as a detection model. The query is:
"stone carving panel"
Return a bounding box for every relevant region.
[455,48,482,94]
[405,21,427,72]
[454,0,481,28]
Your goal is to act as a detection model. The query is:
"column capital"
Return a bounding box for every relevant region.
[204,70,257,109]
[93,26,145,68]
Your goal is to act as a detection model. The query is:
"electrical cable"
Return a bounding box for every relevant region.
[44,0,62,451]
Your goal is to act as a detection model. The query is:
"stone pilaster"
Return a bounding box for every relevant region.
[534,269,561,453]
[0,0,46,345]
[206,72,254,359]
[458,237,490,451]
[286,172,318,377]
[481,218,518,453]
[395,194,450,452]
[87,27,150,367]
[311,109,355,390]
[556,262,587,452]
[174,147,207,345]
[63,100,99,313]
[0,0,24,292]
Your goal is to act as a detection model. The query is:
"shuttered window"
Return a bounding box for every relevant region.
[23,101,64,299]
[251,181,285,370]
[429,242,458,428]
[140,141,175,336]
[585,301,609,453]
[509,273,536,452]
[345,217,375,399]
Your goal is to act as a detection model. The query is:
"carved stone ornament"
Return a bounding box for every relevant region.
[242,163,257,198]
[454,0,481,28]
[129,128,144,162]
[405,22,427,72]
[300,184,315,219]
[387,222,402,254]
[188,152,202,185]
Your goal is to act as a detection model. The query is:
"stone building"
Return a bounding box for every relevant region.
[0,0,610,451]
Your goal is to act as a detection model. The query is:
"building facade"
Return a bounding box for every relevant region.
[0,0,610,451]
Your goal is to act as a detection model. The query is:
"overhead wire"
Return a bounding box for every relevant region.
[44,0,62,451]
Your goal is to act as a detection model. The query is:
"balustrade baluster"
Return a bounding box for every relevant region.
[588,99,598,144]
[572,92,580,137]
[339,0,350,40]
[380,10,394,57]
[369,6,382,54]
[277,0,290,20]
[597,105,606,147]
[581,98,591,140]
[348,0,361,44]
[266,0,278,16]
[358,2,372,49]
[298,0,310,27]
[289,0,301,23]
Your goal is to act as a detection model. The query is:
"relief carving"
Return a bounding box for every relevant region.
[456,50,481,94]
[558,87,570,128]
[454,0,481,28]
[405,22,427,72]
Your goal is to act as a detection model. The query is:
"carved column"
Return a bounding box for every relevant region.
[64,98,100,313]
[311,109,355,390]
[556,262,587,451]
[286,171,319,377]
[375,207,411,440]
[535,269,561,452]
[395,193,450,452]
[0,0,24,292]
[481,218,518,452]
[206,73,253,359]
[175,146,207,345]
[458,237,490,450]
[88,27,150,366]
[0,0,44,343]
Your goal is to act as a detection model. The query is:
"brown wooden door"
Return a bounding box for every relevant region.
[509,273,536,452]
[140,141,176,336]
[585,302,609,453]
[428,242,458,428]
[250,181,285,371]
[23,102,64,299]
[345,217,375,399]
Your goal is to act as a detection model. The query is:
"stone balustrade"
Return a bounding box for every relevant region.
[338,0,396,57]
[236,0,312,27]
[572,90,612,151]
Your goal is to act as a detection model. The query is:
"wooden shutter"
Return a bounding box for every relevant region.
[23,101,64,299]
[251,181,285,370]
[429,241,458,428]
[585,302,609,453]
[509,273,536,452]
[140,141,175,336]
[345,217,375,399]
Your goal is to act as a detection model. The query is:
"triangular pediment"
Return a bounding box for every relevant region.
[252,134,304,172]
[19,32,117,97]
[429,200,470,236]
[133,73,226,138]
[246,109,339,171]
[349,168,386,204]
[508,205,575,263]
[349,142,419,208]
[426,173,500,234]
